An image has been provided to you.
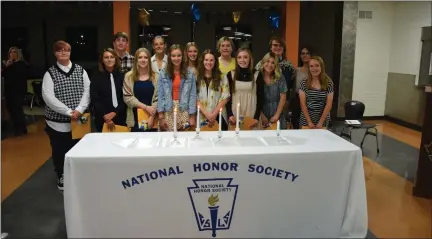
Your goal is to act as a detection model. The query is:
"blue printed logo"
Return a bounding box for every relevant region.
[187,178,238,237]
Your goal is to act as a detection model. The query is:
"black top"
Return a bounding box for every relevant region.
[2,61,27,97]
[90,68,126,126]
[226,67,263,120]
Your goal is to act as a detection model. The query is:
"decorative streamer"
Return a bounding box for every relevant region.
[232,11,241,24]
[190,4,201,41]
[138,8,150,47]
[269,12,280,30]
[138,8,150,26]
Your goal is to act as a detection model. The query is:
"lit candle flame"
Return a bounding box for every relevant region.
[219,108,222,112]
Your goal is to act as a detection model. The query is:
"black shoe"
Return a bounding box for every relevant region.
[57,175,64,191]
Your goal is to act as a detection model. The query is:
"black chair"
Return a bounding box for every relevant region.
[31,81,43,109]
[340,100,379,153]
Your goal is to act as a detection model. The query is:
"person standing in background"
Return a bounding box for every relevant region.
[184,42,199,76]
[113,32,134,73]
[217,37,236,75]
[42,40,90,191]
[151,36,168,73]
[2,47,28,136]
[289,46,312,129]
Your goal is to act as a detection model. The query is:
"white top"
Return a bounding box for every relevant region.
[151,54,168,73]
[41,61,91,132]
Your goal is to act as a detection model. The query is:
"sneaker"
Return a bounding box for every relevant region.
[57,175,64,191]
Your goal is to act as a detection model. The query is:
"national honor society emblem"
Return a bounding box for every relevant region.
[187,178,239,237]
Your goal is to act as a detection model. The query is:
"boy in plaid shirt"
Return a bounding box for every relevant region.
[113,32,134,73]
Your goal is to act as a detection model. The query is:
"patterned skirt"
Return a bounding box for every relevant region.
[165,100,190,131]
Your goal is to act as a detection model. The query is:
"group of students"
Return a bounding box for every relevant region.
[22,31,334,190]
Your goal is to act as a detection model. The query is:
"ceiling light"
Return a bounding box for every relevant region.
[223,27,232,31]
[163,27,171,31]
[234,32,244,36]
[244,34,252,37]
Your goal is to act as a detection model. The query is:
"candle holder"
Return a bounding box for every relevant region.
[276,120,281,138]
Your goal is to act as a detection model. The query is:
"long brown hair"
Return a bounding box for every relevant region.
[131,48,155,82]
[98,48,120,72]
[166,44,187,79]
[197,49,222,92]
[306,56,332,90]
[231,47,254,93]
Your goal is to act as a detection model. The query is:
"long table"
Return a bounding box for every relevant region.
[64,130,367,238]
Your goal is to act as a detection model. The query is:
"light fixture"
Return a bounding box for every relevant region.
[223,27,232,31]
[234,32,244,36]
[163,27,171,31]
[244,34,252,37]
[174,11,182,14]
[228,36,235,39]
[160,10,168,13]
[148,9,153,12]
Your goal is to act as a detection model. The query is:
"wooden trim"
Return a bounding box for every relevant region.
[113,1,131,52]
[285,1,300,67]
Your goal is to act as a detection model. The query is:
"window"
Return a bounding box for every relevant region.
[65,27,98,62]
[215,25,253,52]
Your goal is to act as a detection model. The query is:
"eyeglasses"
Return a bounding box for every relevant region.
[56,49,71,54]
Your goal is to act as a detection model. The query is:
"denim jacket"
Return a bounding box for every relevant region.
[157,68,197,115]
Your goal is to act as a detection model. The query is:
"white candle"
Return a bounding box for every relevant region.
[236,103,240,130]
[196,105,200,132]
[174,107,177,137]
[218,108,222,133]
[277,120,280,131]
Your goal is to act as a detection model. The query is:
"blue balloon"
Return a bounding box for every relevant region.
[269,12,280,29]
[191,4,201,22]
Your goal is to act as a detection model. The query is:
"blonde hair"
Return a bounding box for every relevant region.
[216,36,235,55]
[131,48,155,82]
[306,56,332,90]
[259,52,281,84]
[8,47,24,62]
[184,42,199,67]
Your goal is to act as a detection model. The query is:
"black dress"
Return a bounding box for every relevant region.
[2,60,28,135]
[90,69,127,132]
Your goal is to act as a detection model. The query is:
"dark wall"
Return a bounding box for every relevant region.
[129,2,284,64]
[1,2,113,77]
[299,1,343,119]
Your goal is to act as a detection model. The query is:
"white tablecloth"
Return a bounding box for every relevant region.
[64,130,367,238]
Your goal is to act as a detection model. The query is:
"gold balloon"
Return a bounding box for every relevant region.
[232,11,241,24]
[138,8,150,26]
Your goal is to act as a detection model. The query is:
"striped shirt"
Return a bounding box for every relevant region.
[299,79,334,127]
